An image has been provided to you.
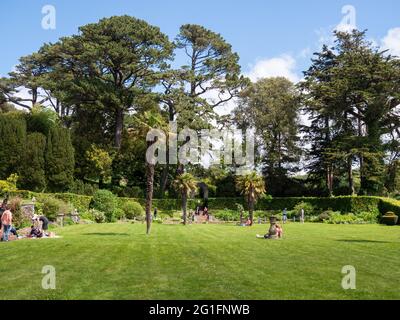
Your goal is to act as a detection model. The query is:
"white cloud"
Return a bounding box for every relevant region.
[381,28,400,57]
[246,54,300,83]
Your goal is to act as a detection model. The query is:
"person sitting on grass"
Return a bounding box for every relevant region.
[29,225,43,238]
[32,214,49,236]
[276,224,283,238]
[256,219,280,239]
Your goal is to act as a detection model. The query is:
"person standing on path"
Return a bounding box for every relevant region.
[283,208,287,224]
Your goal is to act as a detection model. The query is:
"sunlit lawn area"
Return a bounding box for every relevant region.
[0,223,399,300]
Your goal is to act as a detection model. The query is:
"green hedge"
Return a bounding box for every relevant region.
[52,193,92,211]
[256,196,382,214]
[118,198,184,211]
[6,190,36,199]
[4,190,91,212]
[378,198,400,216]
[5,190,400,224]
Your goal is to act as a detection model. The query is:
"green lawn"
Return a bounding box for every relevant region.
[0,223,399,300]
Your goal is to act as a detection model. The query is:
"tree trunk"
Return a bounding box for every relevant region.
[159,142,169,198]
[278,132,282,170]
[248,194,254,226]
[359,153,365,194]
[115,108,124,149]
[327,165,334,197]
[145,139,156,235]
[182,193,187,225]
[145,162,154,235]
[160,103,175,198]
[32,87,38,107]
[159,166,169,198]
[348,156,355,195]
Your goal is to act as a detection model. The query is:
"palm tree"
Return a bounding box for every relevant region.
[235,172,266,226]
[173,173,197,225]
[130,111,167,235]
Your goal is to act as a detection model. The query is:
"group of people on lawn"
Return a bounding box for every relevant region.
[194,206,210,221]
[0,198,50,242]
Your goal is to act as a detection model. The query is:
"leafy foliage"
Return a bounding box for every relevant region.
[120,201,145,220]
[20,133,46,191]
[36,195,72,221]
[45,126,75,192]
[91,190,118,222]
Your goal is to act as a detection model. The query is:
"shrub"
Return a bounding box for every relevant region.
[8,197,30,228]
[318,211,335,222]
[293,202,315,216]
[213,210,241,221]
[112,208,125,221]
[0,174,19,195]
[325,213,361,224]
[308,216,321,223]
[79,210,95,222]
[63,217,75,226]
[121,201,144,220]
[379,198,400,217]
[158,210,176,218]
[91,190,118,222]
[53,193,92,211]
[37,195,72,221]
[380,212,399,226]
[89,209,106,223]
[153,218,163,224]
[68,180,98,196]
[356,211,379,224]
[103,210,114,222]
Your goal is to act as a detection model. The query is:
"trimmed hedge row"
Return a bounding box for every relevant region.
[52,193,92,211]
[6,190,91,211]
[124,196,385,214]
[256,196,382,214]
[6,190,35,199]
[5,190,400,223]
[118,198,184,211]
[379,198,400,216]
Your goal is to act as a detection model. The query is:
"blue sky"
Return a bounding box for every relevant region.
[1,0,400,80]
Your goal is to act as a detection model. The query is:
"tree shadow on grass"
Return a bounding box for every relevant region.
[336,239,394,244]
[82,233,130,237]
